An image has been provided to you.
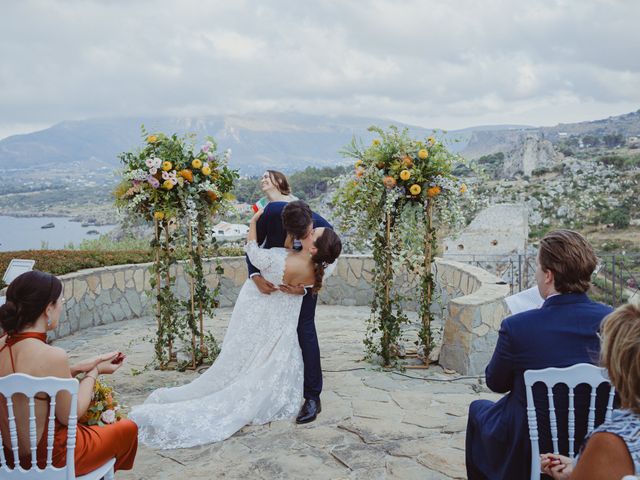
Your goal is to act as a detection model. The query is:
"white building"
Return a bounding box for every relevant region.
[213,222,249,238]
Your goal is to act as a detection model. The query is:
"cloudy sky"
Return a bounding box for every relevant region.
[1,0,639,139]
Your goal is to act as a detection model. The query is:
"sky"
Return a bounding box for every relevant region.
[1,0,639,139]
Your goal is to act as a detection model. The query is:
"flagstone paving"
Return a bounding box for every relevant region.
[55,306,500,479]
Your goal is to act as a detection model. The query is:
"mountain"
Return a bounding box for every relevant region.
[0,114,474,175]
[462,109,640,160]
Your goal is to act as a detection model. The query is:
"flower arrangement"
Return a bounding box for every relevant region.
[79,379,125,426]
[334,126,468,366]
[115,130,237,223]
[115,129,238,369]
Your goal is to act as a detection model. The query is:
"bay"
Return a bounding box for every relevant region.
[0,216,116,251]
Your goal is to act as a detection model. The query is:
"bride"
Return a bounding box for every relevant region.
[129,206,342,449]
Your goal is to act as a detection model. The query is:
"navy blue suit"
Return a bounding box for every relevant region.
[246,201,332,401]
[466,293,613,480]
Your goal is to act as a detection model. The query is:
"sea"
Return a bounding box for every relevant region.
[0,216,116,251]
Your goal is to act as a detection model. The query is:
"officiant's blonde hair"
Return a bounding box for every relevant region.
[600,301,640,414]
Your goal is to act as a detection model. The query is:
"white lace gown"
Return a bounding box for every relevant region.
[129,241,304,449]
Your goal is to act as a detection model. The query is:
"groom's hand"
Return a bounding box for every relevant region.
[279,284,306,295]
[253,275,278,294]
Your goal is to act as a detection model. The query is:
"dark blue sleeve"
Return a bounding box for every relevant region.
[312,212,332,230]
[245,205,272,276]
[485,318,515,393]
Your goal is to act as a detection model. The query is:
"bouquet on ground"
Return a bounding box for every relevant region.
[79,378,126,426]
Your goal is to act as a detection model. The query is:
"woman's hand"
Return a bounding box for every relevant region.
[541,454,573,479]
[250,208,264,224]
[96,352,126,375]
[70,351,119,376]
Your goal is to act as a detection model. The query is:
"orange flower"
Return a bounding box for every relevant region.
[427,186,441,197]
[206,191,219,201]
[418,149,429,160]
[383,176,397,188]
[376,162,385,169]
[147,135,158,143]
[402,155,413,167]
[400,170,411,181]
[460,183,468,194]
[179,169,193,182]
[355,167,364,178]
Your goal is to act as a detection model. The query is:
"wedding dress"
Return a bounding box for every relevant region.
[129,240,304,449]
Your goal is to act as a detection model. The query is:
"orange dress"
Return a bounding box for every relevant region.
[0,332,138,475]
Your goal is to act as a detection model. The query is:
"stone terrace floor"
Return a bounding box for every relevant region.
[55,306,500,480]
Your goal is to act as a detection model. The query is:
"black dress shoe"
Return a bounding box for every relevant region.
[296,399,321,424]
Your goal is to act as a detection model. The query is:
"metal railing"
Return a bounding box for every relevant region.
[444,253,640,307]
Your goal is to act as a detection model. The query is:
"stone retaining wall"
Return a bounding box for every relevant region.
[47,255,509,374]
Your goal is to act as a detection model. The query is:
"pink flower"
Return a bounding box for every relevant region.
[100,409,116,424]
[147,175,160,189]
[201,144,210,153]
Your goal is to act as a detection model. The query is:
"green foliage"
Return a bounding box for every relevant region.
[477,152,505,179]
[600,208,631,229]
[0,250,153,289]
[334,126,466,366]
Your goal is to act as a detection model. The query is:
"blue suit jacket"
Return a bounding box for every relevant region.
[467,293,613,479]
[246,201,332,277]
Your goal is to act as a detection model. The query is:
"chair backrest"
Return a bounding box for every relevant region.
[0,374,79,479]
[524,363,616,480]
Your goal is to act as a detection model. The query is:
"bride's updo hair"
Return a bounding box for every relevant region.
[0,271,62,334]
[311,229,342,294]
[266,170,291,196]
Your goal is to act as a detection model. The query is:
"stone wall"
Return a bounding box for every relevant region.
[47,255,510,374]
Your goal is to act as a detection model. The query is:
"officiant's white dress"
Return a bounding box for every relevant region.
[129,241,304,449]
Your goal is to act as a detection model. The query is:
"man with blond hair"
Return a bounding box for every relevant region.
[465,230,613,479]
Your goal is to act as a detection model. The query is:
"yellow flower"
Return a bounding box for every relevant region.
[162,161,172,171]
[383,176,397,188]
[400,169,411,181]
[409,184,421,195]
[223,192,236,201]
[201,165,212,176]
[418,149,429,160]
[147,135,158,143]
[427,136,436,145]
[355,160,363,168]
[372,139,381,146]
[162,180,174,190]
[460,183,468,194]
[153,212,165,220]
[427,186,441,197]
[192,158,203,169]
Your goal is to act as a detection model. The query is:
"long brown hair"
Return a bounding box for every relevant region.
[267,170,291,195]
[311,229,342,294]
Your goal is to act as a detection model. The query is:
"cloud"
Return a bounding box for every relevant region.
[1,0,639,138]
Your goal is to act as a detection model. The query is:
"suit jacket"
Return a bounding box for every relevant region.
[246,201,332,277]
[468,293,613,479]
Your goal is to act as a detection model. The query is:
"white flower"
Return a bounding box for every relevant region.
[100,409,116,424]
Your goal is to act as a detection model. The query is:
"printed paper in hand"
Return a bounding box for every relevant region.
[505,286,544,315]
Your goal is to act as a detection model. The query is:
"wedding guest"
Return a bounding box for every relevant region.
[541,301,640,479]
[261,170,297,202]
[465,230,613,479]
[0,271,137,475]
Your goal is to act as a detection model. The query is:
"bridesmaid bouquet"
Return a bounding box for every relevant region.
[79,378,125,426]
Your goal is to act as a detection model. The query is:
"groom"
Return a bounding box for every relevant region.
[246,200,332,424]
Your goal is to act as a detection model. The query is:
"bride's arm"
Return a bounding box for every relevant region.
[248,209,263,242]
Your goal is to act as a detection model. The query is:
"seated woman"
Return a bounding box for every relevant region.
[0,271,137,475]
[541,302,640,479]
[465,230,613,479]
